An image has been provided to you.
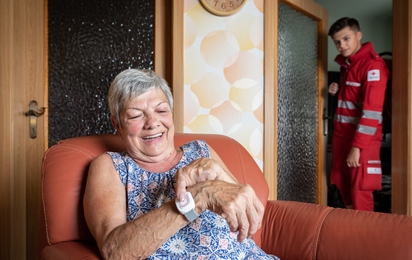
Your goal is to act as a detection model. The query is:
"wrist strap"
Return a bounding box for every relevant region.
[184,208,199,222]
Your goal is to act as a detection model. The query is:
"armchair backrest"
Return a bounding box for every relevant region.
[37,134,269,258]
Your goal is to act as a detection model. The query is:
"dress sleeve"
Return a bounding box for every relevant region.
[181,140,211,160]
[196,140,211,158]
[351,60,389,149]
[106,151,128,186]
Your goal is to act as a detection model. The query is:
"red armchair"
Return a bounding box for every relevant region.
[37,134,412,260]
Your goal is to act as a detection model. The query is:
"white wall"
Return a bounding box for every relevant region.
[313,0,392,71]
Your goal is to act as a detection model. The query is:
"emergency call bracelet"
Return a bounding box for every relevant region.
[175,191,199,222]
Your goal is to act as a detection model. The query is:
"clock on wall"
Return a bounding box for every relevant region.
[200,0,246,16]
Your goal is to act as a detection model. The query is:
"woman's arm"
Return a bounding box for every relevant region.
[84,154,188,259]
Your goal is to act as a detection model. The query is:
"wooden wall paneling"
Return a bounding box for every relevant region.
[171,0,184,133]
[1,0,45,258]
[154,0,173,87]
[16,0,45,258]
[10,0,27,258]
[264,0,278,201]
[0,0,13,258]
[409,0,412,215]
[44,0,49,151]
[155,0,182,131]
[392,0,412,215]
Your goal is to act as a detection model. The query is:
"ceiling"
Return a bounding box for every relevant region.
[312,0,392,24]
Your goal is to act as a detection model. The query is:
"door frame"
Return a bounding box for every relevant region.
[263,0,328,203]
[391,0,412,215]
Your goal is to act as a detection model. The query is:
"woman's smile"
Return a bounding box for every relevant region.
[141,132,164,141]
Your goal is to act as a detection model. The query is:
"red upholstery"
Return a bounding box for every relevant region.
[37,134,412,260]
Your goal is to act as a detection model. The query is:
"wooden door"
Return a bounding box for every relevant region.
[392,0,412,215]
[0,0,45,259]
[263,0,328,203]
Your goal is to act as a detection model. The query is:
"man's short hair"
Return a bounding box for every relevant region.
[328,17,360,37]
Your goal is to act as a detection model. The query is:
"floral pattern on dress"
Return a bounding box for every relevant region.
[107,140,279,260]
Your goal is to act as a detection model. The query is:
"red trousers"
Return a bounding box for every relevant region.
[330,136,382,211]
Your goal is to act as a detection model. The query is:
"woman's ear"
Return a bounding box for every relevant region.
[110,116,122,136]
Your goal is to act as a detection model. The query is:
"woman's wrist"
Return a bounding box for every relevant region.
[187,184,208,215]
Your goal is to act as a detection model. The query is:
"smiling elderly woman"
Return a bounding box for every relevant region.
[84,69,279,260]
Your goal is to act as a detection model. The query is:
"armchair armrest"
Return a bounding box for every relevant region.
[41,242,101,260]
[260,200,332,259]
[260,200,412,260]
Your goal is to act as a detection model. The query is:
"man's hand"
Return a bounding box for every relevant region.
[189,180,264,243]
[347,146,361,167]
[329,82,339,96]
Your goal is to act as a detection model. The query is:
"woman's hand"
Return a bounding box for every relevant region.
[174,157,231,202]
[189,180,264,243]
[174,144,238,203]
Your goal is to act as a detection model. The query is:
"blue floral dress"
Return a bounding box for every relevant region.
[107,140,279,260]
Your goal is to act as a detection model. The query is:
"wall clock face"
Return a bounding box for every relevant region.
[200,0,246,16]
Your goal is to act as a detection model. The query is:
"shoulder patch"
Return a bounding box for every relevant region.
[367,69,380,81]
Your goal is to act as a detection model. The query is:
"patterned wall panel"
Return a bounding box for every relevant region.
[48,0,154,147]
[277,1,319,203]
[184,0,264,169]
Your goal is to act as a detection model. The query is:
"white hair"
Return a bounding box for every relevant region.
[108,69,173,124]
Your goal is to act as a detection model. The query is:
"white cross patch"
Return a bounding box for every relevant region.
[368,70,380,82]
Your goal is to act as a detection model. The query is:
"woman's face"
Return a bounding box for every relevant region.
[112,88,175,163]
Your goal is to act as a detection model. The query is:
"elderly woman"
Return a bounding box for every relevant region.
[84,69,278,259]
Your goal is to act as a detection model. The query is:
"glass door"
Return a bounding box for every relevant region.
[264,0,328,203]
[277,1,320,203]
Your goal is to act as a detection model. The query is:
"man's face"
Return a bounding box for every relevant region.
[332,26,363,58]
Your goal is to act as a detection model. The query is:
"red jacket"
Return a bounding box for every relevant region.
[333,42,389,150]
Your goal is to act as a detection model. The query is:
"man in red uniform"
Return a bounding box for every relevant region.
[328,17,388,211]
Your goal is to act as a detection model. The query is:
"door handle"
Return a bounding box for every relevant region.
[322,108,331,136]
[25,100,46,139]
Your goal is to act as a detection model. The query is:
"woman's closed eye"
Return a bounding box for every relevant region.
[156,107,170,114]
[128,113,143,119]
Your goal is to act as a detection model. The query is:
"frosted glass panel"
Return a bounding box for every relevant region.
[48,0,154,147]
[277,1,319,203]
